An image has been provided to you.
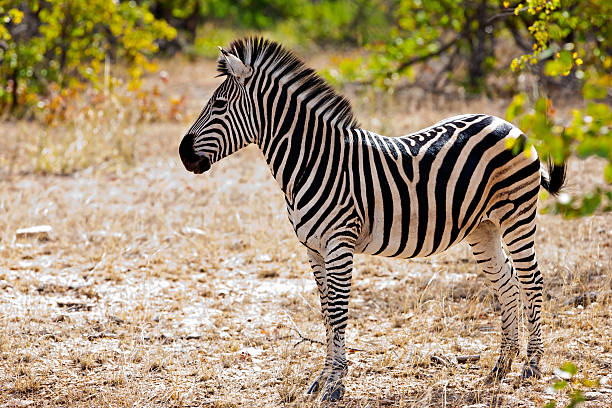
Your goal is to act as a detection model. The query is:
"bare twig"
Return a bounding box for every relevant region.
[433,46,460,91]
[283,313,367,352]
[284,312,324,347]
[142,333,203,343]
[430,354,480,366]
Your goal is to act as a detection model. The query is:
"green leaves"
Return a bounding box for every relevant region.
[560,362,578,377]
[553,189,612,218]
[544,362,598,408]
[503,0,612,216]
[505,89,612,217]
[0,5,23,40]
[544,50,574,76]
[0,0,176,114]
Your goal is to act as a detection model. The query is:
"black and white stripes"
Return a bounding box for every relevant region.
[179,37,565,401]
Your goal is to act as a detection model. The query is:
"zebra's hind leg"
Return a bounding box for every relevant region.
[502,205,544,380]
[467,220,520,383]
[305,249,332,396]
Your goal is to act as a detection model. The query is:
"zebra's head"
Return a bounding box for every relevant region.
[179,46,256,174]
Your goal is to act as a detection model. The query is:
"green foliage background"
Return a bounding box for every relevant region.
[0,0,176,114]
[1,0,611,215]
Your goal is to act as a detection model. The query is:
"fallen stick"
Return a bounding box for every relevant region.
[284,312,325,347]
[456,354,480,363]
[283,312,367,352]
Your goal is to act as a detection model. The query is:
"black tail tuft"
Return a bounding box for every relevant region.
[541,160,566,196]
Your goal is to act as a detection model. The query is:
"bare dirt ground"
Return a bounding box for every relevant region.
[1,57,611,408]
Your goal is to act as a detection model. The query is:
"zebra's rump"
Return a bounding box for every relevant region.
[351,114,541,259]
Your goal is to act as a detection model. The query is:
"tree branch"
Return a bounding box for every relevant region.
[394,35,461,75]
[505,19,533,52]
[485,6,529,24]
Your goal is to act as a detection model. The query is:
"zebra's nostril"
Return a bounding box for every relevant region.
[179,133,211,174]
[179,133,197,164]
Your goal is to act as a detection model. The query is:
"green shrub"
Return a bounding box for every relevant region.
[0,0,176,116]
[507,0,612,216]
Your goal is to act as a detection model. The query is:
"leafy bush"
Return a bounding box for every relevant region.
[147,0,395,49]
[325,0,532,91]
[0,0,176,116]
[285,0,393,45]
[506,0,611,216]
[544,362,603,408]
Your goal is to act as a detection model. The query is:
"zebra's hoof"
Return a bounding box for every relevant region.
[306,379,321,395]
[521,363,541,381]
[321,381,344,401]
[484,364,510,384]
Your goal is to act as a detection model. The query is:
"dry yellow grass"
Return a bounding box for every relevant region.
[0,57,611,407]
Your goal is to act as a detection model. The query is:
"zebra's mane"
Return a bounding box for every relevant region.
[217,37,359,128]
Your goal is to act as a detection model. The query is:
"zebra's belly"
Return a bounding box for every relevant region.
[354,211,480,259]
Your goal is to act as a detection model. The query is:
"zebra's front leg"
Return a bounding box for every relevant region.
[305,249,332,396]
[319,240,354,401]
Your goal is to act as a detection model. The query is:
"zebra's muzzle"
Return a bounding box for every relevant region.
[179,133,211,174]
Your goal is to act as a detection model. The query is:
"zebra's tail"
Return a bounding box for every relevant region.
[540,159,566,196]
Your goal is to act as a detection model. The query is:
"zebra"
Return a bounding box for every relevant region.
[179,37,565,401]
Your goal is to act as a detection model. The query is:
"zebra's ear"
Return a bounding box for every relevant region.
[218,46,252,83]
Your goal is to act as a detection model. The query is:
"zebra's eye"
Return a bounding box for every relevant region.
[212,99,227,109]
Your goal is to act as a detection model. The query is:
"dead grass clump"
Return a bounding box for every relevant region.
[147,359,165,372]
[276,358,308,404]
[220,353,237,369]
[257,268,280,278]
[72,352,104,371]
[107,371,127,386]
[12,367,41,394]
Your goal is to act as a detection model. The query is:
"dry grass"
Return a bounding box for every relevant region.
[0,56,611,408]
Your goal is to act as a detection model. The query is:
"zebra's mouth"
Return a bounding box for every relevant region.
[179,134,212,174]
[187,156,211,174]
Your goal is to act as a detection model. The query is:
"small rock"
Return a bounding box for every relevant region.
[554,367,573,380]
[238,347,264,357]
[256,254,272,262]
[56,299,92,312]
[182,226,206,236]
[16,225,52,241]
[584,391,603,401]
[159,70,169,83]
[456,354,480,363]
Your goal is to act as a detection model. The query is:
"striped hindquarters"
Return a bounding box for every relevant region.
[351,114,542,258]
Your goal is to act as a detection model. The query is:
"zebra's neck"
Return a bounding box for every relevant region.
[253,85,354,202]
